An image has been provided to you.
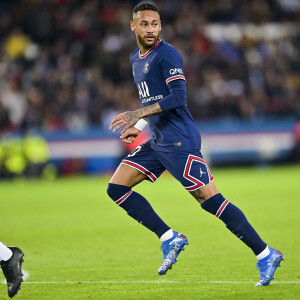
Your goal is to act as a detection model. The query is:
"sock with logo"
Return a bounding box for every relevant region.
[107,183,170,238]
[201,193,267,255]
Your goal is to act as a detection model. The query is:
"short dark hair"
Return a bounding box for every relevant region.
[133,2,159,15]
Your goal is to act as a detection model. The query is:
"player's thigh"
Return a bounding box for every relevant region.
[110,141,165,187]
[109,163,147,187]
[156,150,219,203]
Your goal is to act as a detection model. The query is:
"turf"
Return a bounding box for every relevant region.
[0,165,299,299]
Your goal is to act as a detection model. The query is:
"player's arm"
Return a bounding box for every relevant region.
[156,44,188,110]
[157,79,187,111]
[110,105,161,133]
[133,79,187,114]
[110,103,161,133]
[110,79,186,133]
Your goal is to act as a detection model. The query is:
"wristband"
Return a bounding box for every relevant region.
[134,118,148,131]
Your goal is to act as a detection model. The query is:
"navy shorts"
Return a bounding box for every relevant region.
[121,141,214,192]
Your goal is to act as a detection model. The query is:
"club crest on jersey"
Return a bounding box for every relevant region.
[143,63,150,74]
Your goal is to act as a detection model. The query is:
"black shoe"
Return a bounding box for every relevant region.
[0,247,24,298]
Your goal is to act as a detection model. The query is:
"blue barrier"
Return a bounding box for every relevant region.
[41,117,297,173]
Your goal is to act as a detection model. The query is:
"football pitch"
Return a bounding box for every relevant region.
[0,164,299,299]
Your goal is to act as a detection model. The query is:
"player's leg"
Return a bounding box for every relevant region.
[107,142,174,239]
[190,181,269,256]
[0,242,24,298]
[187,165,283,286]
[190,181,283,286]
[108,163,171,238]
[159,150,283,285]
[107,142,188,275]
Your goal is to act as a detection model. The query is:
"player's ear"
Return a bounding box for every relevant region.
[130,20,135,32]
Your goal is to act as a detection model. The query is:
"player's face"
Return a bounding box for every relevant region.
[131,10,161,53]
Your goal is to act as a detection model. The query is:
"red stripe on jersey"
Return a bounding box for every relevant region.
[115,190,133,205]
[216,200,229,218]
[139,39,162,59]
[121,160,156,182]
[166,75,186,85]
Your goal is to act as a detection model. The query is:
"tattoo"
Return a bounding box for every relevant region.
[190,189,206,204]
[124,111,142,125]
[138,103,162,118]
[123,103,161,126]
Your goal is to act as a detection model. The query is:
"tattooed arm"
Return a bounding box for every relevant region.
[137,103,162,118]
[109,103,161,133]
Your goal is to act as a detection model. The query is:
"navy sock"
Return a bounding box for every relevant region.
[107,183,170,238]
[201,193,267,255]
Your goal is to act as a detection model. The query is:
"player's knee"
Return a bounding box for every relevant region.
[107,183,131,201]
[190,188,211,204]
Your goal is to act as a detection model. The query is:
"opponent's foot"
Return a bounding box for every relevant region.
[0,247,24,298]
[255,247,283,286]
[158,231,188,275]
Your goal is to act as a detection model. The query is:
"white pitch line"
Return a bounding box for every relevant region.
[1,269,29,284]
[21,280,300,285]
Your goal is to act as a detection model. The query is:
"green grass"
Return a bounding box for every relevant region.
[0,165,300,299]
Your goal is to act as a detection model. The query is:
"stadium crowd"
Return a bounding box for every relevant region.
[0,0,299,134]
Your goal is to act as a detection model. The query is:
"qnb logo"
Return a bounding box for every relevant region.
[137,81,150,98]
[169,68,183,75]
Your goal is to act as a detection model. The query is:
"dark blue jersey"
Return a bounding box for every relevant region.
[130,39,201,152]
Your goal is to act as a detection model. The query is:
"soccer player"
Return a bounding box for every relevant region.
[107,2,283,286]
[0,242,24,298]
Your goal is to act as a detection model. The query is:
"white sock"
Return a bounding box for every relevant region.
[160,229,174,242]
[256,245,270,260]
[0,242,13,262]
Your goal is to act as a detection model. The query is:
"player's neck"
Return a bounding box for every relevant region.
[138,43,149,55]
[137,39,161,55]
[140,48,148,55]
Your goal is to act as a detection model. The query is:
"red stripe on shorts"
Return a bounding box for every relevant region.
[121,160,156,182]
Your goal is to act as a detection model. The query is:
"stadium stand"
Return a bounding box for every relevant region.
[0,0,299,175]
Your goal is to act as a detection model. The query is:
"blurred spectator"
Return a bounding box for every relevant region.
[0,135,49,178]
[0,0,299,136]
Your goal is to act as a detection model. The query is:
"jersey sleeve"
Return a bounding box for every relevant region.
[158,46,186,85]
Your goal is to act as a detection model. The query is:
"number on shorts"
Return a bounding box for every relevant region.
[128,145,142,157]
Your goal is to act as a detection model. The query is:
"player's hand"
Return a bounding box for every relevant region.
[109,110,143,133]
[120,127,140,144]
